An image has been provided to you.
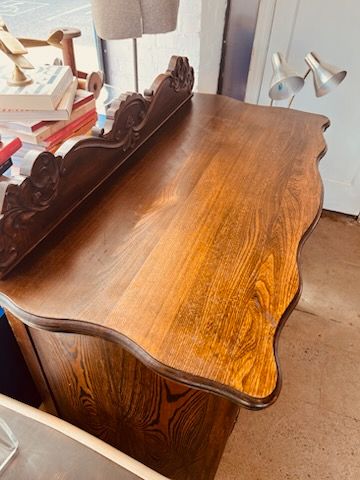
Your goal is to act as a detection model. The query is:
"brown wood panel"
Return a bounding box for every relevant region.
[29,328,239,480]
[5,310,57,415]
[0,94,329,407]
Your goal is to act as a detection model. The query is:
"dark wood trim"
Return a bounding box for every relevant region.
[270,138,329,407]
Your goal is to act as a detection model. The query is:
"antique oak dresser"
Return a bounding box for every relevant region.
[0,57,329,479]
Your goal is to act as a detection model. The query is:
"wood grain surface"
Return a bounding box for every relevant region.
[5,311,57,415]
[26,328,238,480]
[0,94,329,408]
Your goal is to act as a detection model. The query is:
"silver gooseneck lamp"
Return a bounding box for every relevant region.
[268,52,304,105]
[269,51,347,107]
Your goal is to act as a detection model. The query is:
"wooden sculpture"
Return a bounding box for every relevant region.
[0,18,103,96]
[0,17,63,85]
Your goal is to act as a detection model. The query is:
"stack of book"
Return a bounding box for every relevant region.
[0,65,97,172]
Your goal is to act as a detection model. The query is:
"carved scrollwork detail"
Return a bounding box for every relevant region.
[101,58,194,152]
[168,56,194,93]
[0,233,17,269]
[0,56,195,278]
[103,93,148,150]
[0,152,61,269]
[2,152,61,217]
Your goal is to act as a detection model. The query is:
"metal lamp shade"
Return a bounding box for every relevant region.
[269,52,304,100]
[305,52,347,97]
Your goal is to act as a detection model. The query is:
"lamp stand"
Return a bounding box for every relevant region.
[133,38,139,93]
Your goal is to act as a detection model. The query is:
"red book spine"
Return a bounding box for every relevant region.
[44,109,96,147]
[0,137,22,164]
[31,93,94,132]
[73,93,94,111]
[30,119,53,132]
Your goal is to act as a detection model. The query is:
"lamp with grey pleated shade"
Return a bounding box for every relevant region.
[269,52,305,100]
[304,52,347,97]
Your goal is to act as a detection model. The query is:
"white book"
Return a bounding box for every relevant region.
[0,82,91,123]
[0,65,73,111]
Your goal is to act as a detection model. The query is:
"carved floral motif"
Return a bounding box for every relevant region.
[104,94,148,148]
[0,152,61,269]
[168,56,194,93]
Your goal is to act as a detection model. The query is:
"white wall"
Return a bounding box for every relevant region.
[246,0,360,215]
[105,0,227,94]
[198,0,228,93]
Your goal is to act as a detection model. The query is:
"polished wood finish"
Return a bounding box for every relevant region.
[0,79,329,478]
[0,56,194,278]
[27,328,238,480]
[0,94,329,407]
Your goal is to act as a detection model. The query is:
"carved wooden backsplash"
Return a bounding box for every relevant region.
[0,56,194,278]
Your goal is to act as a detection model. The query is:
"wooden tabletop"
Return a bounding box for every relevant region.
[0,94,329,408]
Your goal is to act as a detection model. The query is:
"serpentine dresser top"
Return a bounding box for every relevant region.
[0,93,329,409]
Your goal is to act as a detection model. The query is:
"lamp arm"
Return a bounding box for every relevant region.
[288,67,311,108]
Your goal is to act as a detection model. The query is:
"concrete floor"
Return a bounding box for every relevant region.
[216,211,360,480]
